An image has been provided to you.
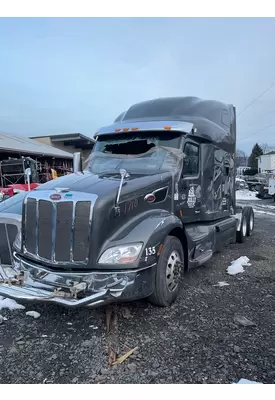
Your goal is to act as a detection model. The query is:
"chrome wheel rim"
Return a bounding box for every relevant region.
[242,216,247,237]
[249,213,254,231]
[166,250,181,292]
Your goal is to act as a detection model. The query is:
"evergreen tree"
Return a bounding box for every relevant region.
[248,143,263,170]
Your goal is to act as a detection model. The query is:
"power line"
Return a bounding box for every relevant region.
[238,123,275,141]
[237,82,275,118]
[238,106,275,128]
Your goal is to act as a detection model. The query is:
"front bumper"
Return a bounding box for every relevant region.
[0,253,156,308]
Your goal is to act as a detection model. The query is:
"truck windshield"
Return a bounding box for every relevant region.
[86,132,184,176]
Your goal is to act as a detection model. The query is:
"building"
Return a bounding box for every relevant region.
[236,166,250,176]
[0,132,73,186]
[258,151,275,173]
[31,133,95,163]
[0,132,73,160]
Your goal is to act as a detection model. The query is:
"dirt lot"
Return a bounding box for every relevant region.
[0,210,275,384]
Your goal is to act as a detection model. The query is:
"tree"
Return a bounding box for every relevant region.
[235,149,248,168]
[248,143,263,170]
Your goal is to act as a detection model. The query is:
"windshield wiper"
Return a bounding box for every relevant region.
[97,171,121,177]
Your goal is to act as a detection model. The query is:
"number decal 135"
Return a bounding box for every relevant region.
[145,247,156,256]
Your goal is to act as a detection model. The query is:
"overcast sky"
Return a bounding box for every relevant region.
[1,17,275,154]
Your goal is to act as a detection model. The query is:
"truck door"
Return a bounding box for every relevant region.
[178,141,201,223]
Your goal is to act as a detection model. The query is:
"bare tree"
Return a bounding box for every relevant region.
[235,149,248,168]
[260,143,269,154]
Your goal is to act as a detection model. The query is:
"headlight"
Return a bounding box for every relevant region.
[98,243,143,264]
[14,231,22,250]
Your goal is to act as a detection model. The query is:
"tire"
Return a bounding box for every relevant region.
[256,185,264,198]
[148,236,184,307]
[236,212,247,243]
[244,207,254,236]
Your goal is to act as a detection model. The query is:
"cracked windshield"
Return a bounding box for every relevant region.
[87,132,182,175]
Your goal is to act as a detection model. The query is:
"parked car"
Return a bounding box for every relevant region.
[235,177,249,190]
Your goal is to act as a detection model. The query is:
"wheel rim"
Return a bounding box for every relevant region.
[249,213,254,231]
[166,250,181,292]
[242,216,247,237]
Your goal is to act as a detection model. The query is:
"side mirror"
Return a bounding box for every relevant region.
[73,152,83,174]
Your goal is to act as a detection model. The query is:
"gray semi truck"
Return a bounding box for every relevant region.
[0,97,254,308]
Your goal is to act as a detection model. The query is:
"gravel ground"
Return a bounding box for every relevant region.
[0,211,275,384]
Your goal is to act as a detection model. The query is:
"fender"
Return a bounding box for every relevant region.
[97,209,185,270]
[0,191,26,215]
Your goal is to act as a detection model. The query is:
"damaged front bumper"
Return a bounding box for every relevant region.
[0,253,155,308]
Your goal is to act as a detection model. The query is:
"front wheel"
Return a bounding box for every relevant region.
[148,236,184,307]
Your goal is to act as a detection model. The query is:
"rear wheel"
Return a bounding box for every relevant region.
[245,207,254,236]
[236,213,247,243]
[148,236,184,307]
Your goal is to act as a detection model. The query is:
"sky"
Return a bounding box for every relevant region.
[1,17,275,154]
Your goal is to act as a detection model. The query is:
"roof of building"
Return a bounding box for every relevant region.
[0,132,73,158]
[31,133,95,150]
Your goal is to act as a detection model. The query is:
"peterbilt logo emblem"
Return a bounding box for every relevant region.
[50,193,61,200]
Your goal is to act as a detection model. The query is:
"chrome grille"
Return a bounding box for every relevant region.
[23,191,97,265]
[0,214,21,266]
[55,201,73,261]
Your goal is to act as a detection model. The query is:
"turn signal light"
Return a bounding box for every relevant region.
[164,126,171,130]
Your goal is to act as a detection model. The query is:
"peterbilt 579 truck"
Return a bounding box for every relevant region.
[0,97,254,308]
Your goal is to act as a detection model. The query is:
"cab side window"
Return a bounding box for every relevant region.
[182,143,199,176]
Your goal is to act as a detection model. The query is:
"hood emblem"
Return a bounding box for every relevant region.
[50,193,61,201]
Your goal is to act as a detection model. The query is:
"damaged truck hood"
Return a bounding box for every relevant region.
[33,170,171,199]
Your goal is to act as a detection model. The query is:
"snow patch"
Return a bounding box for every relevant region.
[234,379,262,384]
[214,281,230,287]
[254,209,275,216]
[236,190,260,201]
[227,256,251,275]
[0,296,25,310]
[89,325,98,330]
[26,311,41,319]
[0,314,8,323]
[234,315,256,327]
[256,204,275,210]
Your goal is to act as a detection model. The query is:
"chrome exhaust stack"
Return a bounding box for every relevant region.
[73,152,83,174]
